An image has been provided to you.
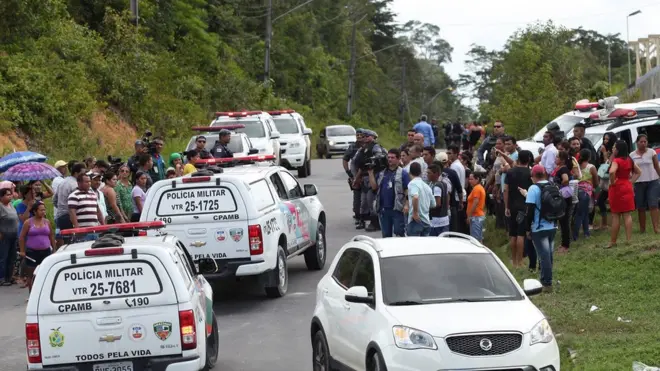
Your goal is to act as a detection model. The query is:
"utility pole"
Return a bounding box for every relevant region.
[607,40,612,88]
[399,58,407,136]
[130,0,139,26]
[346,15,358,118]
[264,0,273,87]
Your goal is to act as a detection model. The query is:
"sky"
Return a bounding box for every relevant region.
[391,0,660,106]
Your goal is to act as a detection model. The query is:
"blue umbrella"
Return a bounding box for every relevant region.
[0,151,47,173]
[1,162,60,181]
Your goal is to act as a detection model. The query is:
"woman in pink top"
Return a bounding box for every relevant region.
[18,201,57,292]
[630,134,660,233]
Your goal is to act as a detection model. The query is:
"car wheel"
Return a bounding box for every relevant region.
[304,221,326,270]
[298,159,309,178]
[312,330,331,371]
[307,159,312,176]
[202,315,219,370]
[369,352,388,371]
[265,245,288,298]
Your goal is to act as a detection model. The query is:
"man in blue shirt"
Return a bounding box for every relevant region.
[370,149,409,238]
[406,161,435,236]
[413,115,435,147]
[524,165,558,292]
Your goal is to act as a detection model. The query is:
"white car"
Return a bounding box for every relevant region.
[269,109,313,178]
[311,233,560,371]
[186,127,258,158]
[140,161,327,298]
[585,114,660,153]
[210,111,282,165]
[25,221,219,371]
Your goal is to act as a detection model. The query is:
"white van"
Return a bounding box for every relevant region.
[210,111,282,165]
[25,222,219,371]
[268,109,313,178]
[140,163,327,298]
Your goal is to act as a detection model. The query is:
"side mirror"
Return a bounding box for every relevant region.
[197,258,218,275]
[522,279,543,296]
[271,131,281,139]
[303,184,318,197]
[303,128,313,135]
[345,286,374,304]
[248,148,259,155]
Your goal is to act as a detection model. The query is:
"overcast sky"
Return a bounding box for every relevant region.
[391,0,659,104]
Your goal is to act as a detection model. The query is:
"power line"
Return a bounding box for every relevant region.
[273,0,315,22]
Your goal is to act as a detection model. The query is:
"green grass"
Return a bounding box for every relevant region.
[486,216,660,370]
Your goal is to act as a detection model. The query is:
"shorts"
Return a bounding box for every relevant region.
[25,248,51,268]
[508,210,527,237]
[55,213,73,230]
[470,216,486,242]
[634,180,660,209]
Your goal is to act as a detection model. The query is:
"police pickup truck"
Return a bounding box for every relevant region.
[140,155,327,298]
[25,221,219,371]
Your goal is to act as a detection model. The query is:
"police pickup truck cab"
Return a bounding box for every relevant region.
[140,155,327,298]
[25,222,219,371]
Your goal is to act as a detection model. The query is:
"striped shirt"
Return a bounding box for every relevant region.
[68,188,100,227]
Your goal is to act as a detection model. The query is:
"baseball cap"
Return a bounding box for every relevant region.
[86,171,101,179]
[135,140,144,146]
[54,160,67,168]
[435,152,448,163]
[363,130,377,137]
[531,165,546,176]
[166,167,176,174]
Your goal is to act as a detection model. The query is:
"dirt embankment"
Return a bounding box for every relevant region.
[0,110,137,157]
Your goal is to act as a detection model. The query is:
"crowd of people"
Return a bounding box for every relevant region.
[348,115,660,292]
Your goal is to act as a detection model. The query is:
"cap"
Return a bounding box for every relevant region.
[166,167,176,174]
[356,128,365,135]
[54,160,67,168]
[435,152,448,163]
[531,165,546,176]
[363,130,376,137]
[86,171,101,179]
[135,140,144,146]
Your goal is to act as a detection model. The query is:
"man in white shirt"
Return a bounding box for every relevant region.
[404,144,428,181]
[447,145,465,199]
[539,131,558,175]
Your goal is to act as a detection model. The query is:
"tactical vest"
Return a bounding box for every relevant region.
[374,167,405,213]
[429,178,449,219]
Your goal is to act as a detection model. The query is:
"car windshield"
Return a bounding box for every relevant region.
[273,117,300,134]
[214,119,265,138]
[187,134,244,154]
[585,133,604,149]
[380,253,522,305]
[327,126,355,137]
[532,114,585,142]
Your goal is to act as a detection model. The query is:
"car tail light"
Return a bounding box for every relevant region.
[25,323,42,364]
[248,225,264,255]
[179,310,197,350]
[84,248,124,256]
[182,176,211,183]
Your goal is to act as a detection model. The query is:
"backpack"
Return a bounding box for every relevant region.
[536,182,565,226]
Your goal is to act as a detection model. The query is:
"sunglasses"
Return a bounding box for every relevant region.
[197,140,206,143]
[494,125,503,128]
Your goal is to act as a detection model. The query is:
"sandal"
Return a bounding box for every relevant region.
[606,243,616,249]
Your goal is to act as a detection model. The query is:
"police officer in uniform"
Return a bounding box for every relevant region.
[194,135,212,159]
[211,129,233,158]
[352,129,386,231]
[343,129,365,224]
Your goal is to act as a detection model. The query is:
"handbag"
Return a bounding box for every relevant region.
[597,161,610,180]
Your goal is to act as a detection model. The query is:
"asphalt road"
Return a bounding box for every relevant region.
[0,158,379,371]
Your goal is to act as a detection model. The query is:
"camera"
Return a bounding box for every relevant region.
[364,153,387,172]
[141,130,155,153]
[107,155,123,173]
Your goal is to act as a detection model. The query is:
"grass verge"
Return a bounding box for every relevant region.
[486,216,660,370]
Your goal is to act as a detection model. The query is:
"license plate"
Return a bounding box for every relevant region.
[93,361,133,371]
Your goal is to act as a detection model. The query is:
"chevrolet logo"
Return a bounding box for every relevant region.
[190,241,207,248]
[99,335,122,342]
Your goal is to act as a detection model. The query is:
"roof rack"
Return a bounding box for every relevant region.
[438,232,486,248]
[351,235,382,252]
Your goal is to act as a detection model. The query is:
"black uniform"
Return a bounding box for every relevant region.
[343,143,361,219]
[211,142,233,159]
[198,148,212,159]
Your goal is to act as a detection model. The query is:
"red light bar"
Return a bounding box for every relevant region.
[195,154,276,165]
[61,221,166,236]
[182,176,211,183]
[268,109,295,116]
[215,111,261,117]
[192,125,245,131]
[589,108,637,120]
[575,99,600,111]
[85,247,124,256]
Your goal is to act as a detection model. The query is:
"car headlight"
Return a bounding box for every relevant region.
[328,141,335,146]
[392,326,437,350]
[530,319,554,345]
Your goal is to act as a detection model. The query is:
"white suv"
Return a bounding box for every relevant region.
[140,163,327,298]
[310,233,560,371]
[269,109,313,178]
[26,222,219,371]
[210,111,282,165]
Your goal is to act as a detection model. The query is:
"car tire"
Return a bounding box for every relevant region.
[298,159,309,178]
[369,351,388,371]
[304,222,326,270]
[202,315,219,371]
[307,159,312,176]
[312,329,331,371]
[265,245,288,298]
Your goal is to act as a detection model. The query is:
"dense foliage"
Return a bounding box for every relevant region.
[458,22,640,138]
[0,0,465,157]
